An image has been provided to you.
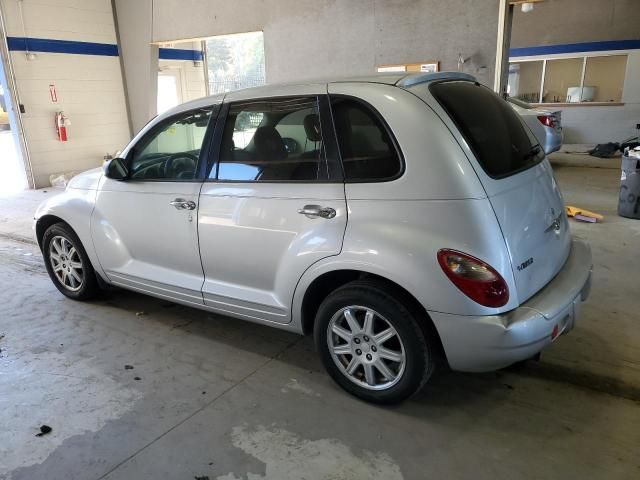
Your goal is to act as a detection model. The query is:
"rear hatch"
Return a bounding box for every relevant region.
[428,81,571,303]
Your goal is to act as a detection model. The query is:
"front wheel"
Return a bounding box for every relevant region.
[42,223,99,300]
[314,280,435,404]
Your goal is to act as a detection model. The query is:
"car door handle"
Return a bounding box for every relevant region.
[169,198,196,210]
[297,205,336,219]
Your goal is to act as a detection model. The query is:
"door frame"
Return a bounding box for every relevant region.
[157,65,187,114]
[0,4,34,189]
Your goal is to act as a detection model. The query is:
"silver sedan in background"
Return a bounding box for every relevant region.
[508,97,563,154]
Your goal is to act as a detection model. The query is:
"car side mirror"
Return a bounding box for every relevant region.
[104,157,129,180]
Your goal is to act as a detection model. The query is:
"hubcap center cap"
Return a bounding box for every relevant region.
[352,335,376,358]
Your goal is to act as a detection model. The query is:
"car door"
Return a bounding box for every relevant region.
[92,105,218,305]
[198,88,347,324]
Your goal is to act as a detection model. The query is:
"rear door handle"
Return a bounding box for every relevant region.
[297,205,336,219]
[169,198,196,210]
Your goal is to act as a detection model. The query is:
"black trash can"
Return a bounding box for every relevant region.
[618,152,640,219]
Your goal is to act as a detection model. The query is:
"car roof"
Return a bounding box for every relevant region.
[167,72,476,116]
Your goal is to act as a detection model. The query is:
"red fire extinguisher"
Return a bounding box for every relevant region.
[55,111,69,142]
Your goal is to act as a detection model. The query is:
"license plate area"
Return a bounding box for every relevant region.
[551,301,576,341]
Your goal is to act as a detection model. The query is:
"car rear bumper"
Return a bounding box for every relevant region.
[430,238,592,372]
[543,125,563,154]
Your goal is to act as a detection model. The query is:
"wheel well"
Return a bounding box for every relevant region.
[301,270,446,360]
[35,215,68,249]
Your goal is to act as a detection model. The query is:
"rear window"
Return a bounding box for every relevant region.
[430,81,544,179]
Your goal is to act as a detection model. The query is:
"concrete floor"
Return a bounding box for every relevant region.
[0,163,639,480]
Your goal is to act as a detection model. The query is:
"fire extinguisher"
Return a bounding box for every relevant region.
[55,111,70,142]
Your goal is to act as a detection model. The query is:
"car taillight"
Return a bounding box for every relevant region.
[537,115,554,127]
[437,249,509,308]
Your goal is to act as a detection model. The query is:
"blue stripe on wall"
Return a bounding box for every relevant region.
[510,39,640,57]
[7,37,118,56]
[159,47,203,61]
[7,37,204,61]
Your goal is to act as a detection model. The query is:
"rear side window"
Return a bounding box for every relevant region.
[331,98,402,181]
[430,81,544,179]
[214,97,336,182]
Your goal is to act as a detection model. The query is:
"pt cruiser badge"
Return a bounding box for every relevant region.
[517,257,534,271]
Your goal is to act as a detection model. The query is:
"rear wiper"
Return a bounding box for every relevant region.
[523,145,542,161]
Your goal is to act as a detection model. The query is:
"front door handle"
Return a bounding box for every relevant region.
[170,198,196,210]
[297,205,336,219]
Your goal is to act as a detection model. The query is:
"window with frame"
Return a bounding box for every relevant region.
[129,108,214,180]
[508,54,628,104]
[331,98,402,181]
[431,81,544,179]
[215,97,331,182]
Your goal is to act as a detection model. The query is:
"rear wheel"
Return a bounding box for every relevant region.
[42,223,99,300]
[314,280,434,404]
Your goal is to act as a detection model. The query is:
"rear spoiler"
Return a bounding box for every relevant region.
[396,72,476,88]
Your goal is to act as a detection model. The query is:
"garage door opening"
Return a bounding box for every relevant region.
[205,31,265,94]
[157,68,184,115]
[0,48,28,195]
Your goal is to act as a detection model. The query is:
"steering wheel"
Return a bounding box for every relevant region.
[163,152,199,179]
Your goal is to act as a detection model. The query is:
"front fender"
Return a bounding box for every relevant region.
[34,186,105,279]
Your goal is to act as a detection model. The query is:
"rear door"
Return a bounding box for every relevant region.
[426,81,571,304]
[197,89,347,324]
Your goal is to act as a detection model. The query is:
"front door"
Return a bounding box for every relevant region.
[92,106,217,305]
[198,91,347,324]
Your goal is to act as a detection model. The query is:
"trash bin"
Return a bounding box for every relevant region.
[618,150,640,219]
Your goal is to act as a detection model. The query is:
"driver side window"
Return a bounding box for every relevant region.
[128,108,214,181]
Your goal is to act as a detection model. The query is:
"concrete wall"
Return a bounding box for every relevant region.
[152,0,499,83]
[109,0,500,129]
[1,0,130,188]
[512,0,640,48]
[113,0,157,134]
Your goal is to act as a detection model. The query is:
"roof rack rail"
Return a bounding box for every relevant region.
[396,72,476,88]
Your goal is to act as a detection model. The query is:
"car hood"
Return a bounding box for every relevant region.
[67,167,104,190]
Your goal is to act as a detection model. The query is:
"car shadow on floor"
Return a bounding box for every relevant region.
[91,286,635,411]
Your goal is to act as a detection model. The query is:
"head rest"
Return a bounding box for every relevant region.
[303,114,322,142]
[254,126,287,162]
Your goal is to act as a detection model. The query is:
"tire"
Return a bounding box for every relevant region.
[42,222,99,300]
[314,280,434,404]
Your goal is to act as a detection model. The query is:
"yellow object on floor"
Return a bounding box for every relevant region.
[566,205,604,223]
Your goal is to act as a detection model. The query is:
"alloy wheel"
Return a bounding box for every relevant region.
[49,235,84,292]
[327,305,406,390]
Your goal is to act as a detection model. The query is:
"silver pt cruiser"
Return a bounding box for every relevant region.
[35,72,592,404]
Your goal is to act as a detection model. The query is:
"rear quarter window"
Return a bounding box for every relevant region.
[430,81,544,179]
[331,97,403,182]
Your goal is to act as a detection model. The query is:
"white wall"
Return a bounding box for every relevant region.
[158,42,207,104]
[1,0,130,188]
[558,64,640,144]
[510,0,640,145]
[113,0,157,135]
[511,50,640,144]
